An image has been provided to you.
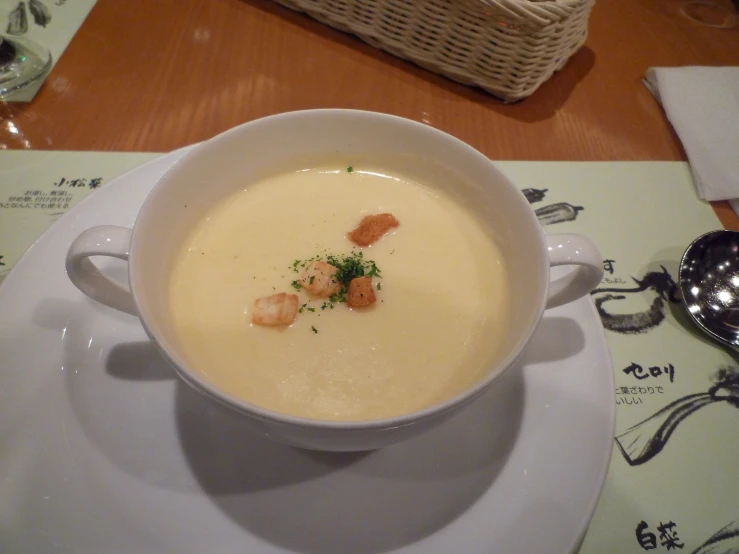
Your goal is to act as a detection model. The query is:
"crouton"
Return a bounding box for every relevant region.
[301,261,341,297]
[348,213,399,247]
[251,293,299,326]
[347,276,376,308]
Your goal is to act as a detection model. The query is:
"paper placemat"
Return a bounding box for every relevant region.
[1,0,97,102]
[0,151,735,553]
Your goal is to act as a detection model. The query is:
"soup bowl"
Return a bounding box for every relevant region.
[65,109,603,451]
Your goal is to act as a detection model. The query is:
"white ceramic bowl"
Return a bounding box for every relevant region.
[66,109,603,451]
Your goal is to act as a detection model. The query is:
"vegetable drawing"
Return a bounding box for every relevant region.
[591,266,680,334]
[615,367,739,466]
[691,520,739,554]
[592,265,680,302]
[594,294,667,334]
[535,202,584,225]
[522,188,548,203]
[29,0,51,27]
[6,2,28,35]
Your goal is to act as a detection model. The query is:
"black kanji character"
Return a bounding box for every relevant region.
[636,520,658,550]
[68,178,88,188]
[88,177,102,189]
[53,178,66,187]
[665,364,675,383]
[624,363,649,380]
[657,521,684,550]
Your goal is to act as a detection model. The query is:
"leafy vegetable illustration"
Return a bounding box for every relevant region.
[522,187,548,203]
[5,0,51,35]
[29,0,51,27]
[591,266,680,335]
[535,202,584,225]
[615,367,739,466]
[691,520,739,554]
[6,2,28,35]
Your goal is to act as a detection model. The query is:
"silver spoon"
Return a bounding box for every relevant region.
[679,229,739,350]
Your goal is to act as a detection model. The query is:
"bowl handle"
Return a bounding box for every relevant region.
[545,234,603,309]
[65,225,137,315]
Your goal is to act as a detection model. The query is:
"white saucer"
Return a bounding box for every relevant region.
[0,148,615,554]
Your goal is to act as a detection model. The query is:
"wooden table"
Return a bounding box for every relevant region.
[3,0,739,226]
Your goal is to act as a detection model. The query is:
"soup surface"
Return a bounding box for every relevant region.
[169,164,509,421]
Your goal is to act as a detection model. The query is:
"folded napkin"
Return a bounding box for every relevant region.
[644,66,739,203]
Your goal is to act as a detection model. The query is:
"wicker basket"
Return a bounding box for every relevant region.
[272,0,595,101]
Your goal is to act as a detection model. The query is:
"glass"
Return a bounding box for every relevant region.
[0,1,53,98]
[680,0,738,28]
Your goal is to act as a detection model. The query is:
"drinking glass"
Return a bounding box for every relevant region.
[0,1,52,98]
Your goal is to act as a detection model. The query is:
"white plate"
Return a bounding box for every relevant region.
[0,148,615,554]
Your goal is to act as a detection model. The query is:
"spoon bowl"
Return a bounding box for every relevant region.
[679,230,739,349]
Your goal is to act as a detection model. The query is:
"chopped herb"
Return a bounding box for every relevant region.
[347,166,354,173]
[309,275,315,284]
[367,262,381,278]
[329,290,347,304]
[311,326,318,334]
[307,307,316,312]
[325,252,367,287]
[290,251,382,309]
[377,282,382,290]
[299,303,307,313]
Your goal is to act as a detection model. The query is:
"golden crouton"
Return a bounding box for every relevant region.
[347,276,376,308]
[348,213,399,247]
[251,293,299,326]
[301,261,341,297]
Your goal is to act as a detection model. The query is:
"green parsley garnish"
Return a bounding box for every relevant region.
[311,326,318,334]
[377,282,382,290]
[299,303,307,313]
[347,166,354,173]
[290,251,381,310]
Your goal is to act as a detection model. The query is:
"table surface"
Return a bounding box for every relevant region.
[2,0,739,225]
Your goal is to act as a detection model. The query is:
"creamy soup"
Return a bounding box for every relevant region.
[168,165,509,421]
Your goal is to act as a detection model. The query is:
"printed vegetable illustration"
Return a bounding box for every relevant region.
[29,0,51,27]
[594,294,668,334]
[6,2,28,35]
[615,367,739,466]
[5,0,51,34]
[522,187,548,203]
[591,266,680,335]
[691,520,739,554]
[535,202,584,225]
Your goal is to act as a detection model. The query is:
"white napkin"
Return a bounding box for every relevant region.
[644,66,739,203]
